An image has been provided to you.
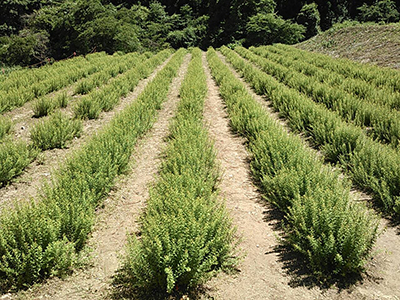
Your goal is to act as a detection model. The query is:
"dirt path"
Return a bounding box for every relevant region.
[0,55,173,212]
[8,53,192,300]
[213,51,400,299]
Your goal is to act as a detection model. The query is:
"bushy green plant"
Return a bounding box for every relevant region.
[0,116,12,140]
[73,96,102,120]
[0,201,77,290]
[0,140,36,186]
[245,46,400,147]
[33,96,54,117]
[273,43,400,93]
[358,0,400,23]
[0,51,116,114]
[56,91,69,108]
[30,111,82,150]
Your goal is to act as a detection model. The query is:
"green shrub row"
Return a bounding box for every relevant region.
[207,47,379,280]
[0,116,12,140]
[0,48,185,291]
[273,43,400,93]
[0,52,108,93]
[252,46,400,111]
[30,111,82,150]
[74,49,172,120]
[0,52,117,114]
[74,52,149,95]
[121,48,236,295]
[235,46,400,147]
[220,46,400,216]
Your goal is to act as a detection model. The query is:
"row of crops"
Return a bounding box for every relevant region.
[0,43,398,295]
[0,48,237,295]
[0,48,185,290]
[236,46,400,148]
[221,46,400,217]
[0,49,172,186]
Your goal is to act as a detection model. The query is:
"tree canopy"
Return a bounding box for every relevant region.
[0,0,399,66]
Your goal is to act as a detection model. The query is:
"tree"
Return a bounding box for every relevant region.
[245,12,305,46]
[297,3,321,39]
[0,30,49,66]
[358,0,400,23]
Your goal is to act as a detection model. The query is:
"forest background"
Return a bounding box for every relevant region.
[1,0,399,66]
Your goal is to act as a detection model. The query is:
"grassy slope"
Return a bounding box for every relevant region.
[296,23,400,69]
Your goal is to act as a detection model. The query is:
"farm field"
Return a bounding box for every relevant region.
[0,46,399,300]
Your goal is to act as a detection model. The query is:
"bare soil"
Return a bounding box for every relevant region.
[297,24,400,69]
[0,55,173,212]
[211,51,400,299]
[7,53,191,300]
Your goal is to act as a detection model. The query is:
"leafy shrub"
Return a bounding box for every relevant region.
[74,80,95,95]
[30,111,82,150]
[0,116,12,140]
[0,202,77,290]
[73,96,102,119]
[0,140,36,186]
[33,96,54,117]
[56,91,69,108]
[0,30,49,66]
[224,46,400,216]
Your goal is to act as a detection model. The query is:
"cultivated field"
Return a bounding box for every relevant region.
[0,46,399,299]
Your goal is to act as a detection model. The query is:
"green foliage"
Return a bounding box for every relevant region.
[221,46,400,216]
[73,96,102,120]
[0,30,49,66]
[30,111,82,150]
[73,49,171,119]
[297,3,321,39]
[0,140,36,186]
[0,201,77,290]
[56,91,69,108]
[358,0,400,23]
[208,47,379,279]
[123,49,236,295]
[0,49,185,291]
[33,96,54,118]
[245,13,305,46]
[244,46,400,147]
[0,116,12,140]
[0,52,111,114]
[273,43,400,93]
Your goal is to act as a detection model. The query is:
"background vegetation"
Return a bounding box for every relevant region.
[1,0,399,67]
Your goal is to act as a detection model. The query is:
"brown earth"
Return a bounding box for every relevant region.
[6,53,191,300]
[296,23,400,69]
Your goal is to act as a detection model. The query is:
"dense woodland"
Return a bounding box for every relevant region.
[1,0,400,66]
